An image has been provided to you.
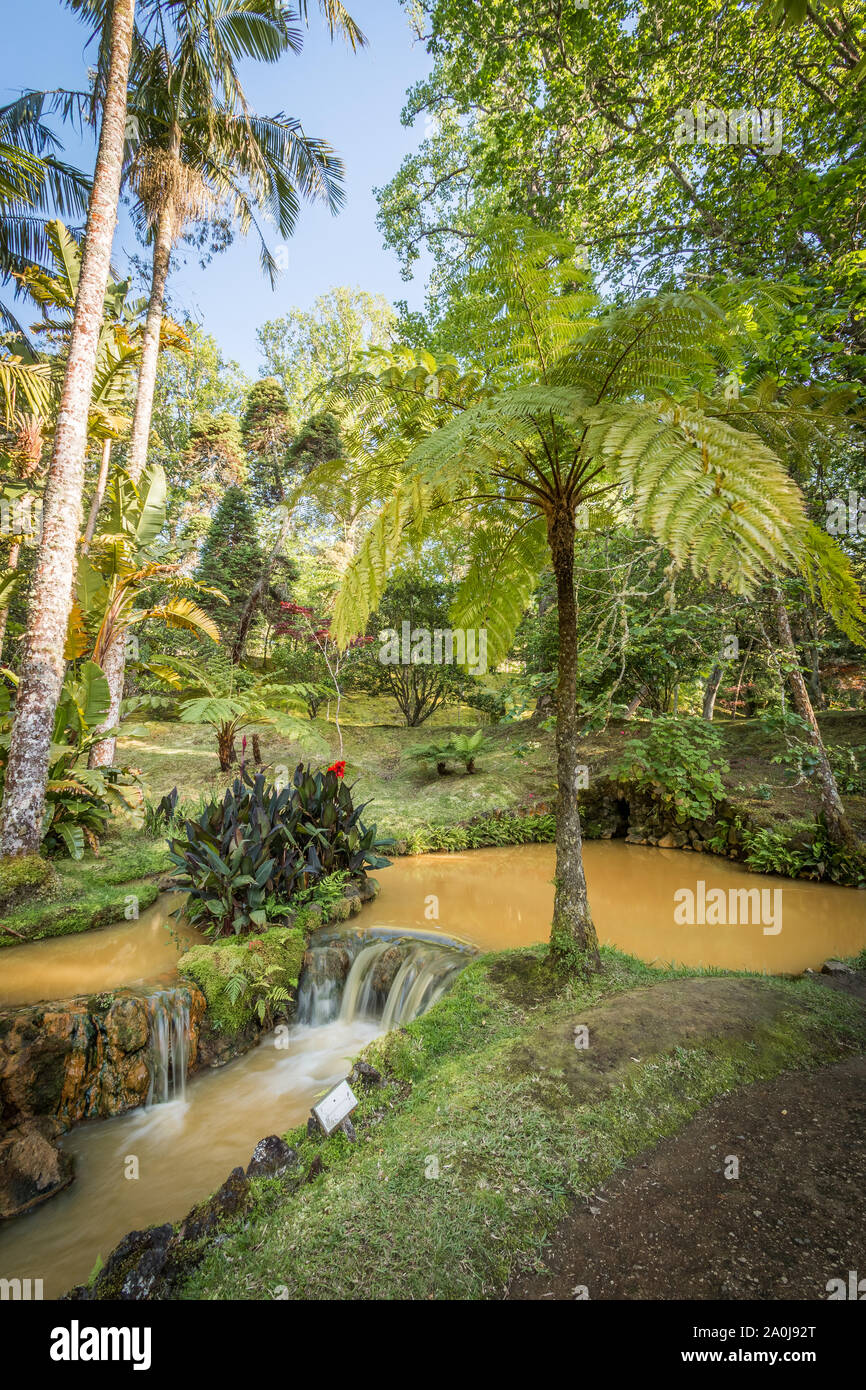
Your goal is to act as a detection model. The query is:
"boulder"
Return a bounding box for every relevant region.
[822,959,855,977]
[179,1166,251,1243]
[0,1116,74,1218]
[246,1135,299,1179]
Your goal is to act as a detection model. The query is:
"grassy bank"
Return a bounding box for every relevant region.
[0,835,171,948]
[176,948,866,1301]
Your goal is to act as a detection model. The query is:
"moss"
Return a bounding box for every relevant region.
[0,834,170,948]
[177,947,866,1301]
[0,854,58,910]
[177,925,306,1036]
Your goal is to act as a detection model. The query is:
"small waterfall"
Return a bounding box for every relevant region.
[378,947,462,1030]
[296,929,474,1032]
[145,990,190,1106]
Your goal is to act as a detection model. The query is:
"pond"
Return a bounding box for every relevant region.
[2,841,864,1010]
[0,840,863,1296]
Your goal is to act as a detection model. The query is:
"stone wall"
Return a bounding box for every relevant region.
[0,985,206,1134]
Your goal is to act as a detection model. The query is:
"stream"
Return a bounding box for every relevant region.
[1,840,864,1297]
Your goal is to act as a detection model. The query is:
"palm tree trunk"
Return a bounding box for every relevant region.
[127,198,175,483]
[772,586,857,851]
[0,0,136,856]
[0,542,21,663]
[82,438,113,551]
[548,506,601,972]
[88,192,175,766]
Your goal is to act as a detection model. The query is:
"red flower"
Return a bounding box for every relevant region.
[327,760,346,779]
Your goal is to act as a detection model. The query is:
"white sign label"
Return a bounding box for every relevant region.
[312,1079,359,1135]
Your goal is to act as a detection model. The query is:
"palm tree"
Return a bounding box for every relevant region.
[0,91,90,339]
[0,0,136,857]
[88,0,364,766]
[320,225,858,972]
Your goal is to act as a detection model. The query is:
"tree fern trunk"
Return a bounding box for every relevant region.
[0,0,135,855]
[548,507,601,972]
[772,586,857,851]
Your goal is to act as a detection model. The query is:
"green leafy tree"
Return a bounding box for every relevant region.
[320,223,856,972]
[196,486,266,653]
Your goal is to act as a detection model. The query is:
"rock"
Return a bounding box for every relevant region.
[350,1060,383,1089]
[305,1155,324,1183]
[822,959,855,977]
[0,1116,74,1218]
[71,1224,175,1301]
[104,997,149,1054]
[246,1135,299,1179]
[179,1166,251,1243]
[0,985,204,1128]
[371,946,407,995]
[358,876,380,903]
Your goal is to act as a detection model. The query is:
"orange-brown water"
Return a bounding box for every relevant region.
[0,841,863,1298]
[0,893,200,1007]
[374,842,866,974]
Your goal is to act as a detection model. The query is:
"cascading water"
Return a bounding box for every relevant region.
[296,929,475,1030]
[145,989,191,1106]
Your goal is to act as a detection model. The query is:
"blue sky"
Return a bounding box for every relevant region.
[1,0,431,373]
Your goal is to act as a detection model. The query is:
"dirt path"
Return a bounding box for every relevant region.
[508,1055,866,1301]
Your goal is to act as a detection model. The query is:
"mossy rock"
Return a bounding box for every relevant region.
[0,855,58,911]
[177,925,306,1036]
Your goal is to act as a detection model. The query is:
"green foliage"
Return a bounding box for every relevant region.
[405,728,491,775]
[168,764,391,937]
[829,745,866,796]
[741,816,866,886]
[756,708,822,784]
[178,925,306,1035]
[195,485,265,645]
[353,566,472,725]
[609,717,730,822]
[400,810,556,854]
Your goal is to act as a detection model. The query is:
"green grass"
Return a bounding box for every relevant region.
[0,832,171,947]
[177,945,866,1301]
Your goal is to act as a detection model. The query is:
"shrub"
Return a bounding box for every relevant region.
[168,764,392,937]
[608,716,730,822]
[741,815,866,886]
[405,729,492,777]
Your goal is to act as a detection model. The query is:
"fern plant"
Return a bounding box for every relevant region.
[313,219,854,972]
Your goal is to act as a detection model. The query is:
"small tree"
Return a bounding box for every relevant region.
[355,568,471,725]
[196,486,265,654]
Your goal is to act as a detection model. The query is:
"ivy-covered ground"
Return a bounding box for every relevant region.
[2,701,864,946]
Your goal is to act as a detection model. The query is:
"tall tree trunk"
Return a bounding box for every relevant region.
[548,506,601,972]
[0,542,21,663]
[89,190,175,767]
[0,0,136,856]
[702,663,724,721]
[82,438,113,551]
[772,586,858,851]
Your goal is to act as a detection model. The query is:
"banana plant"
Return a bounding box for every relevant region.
[66,463,223,670]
